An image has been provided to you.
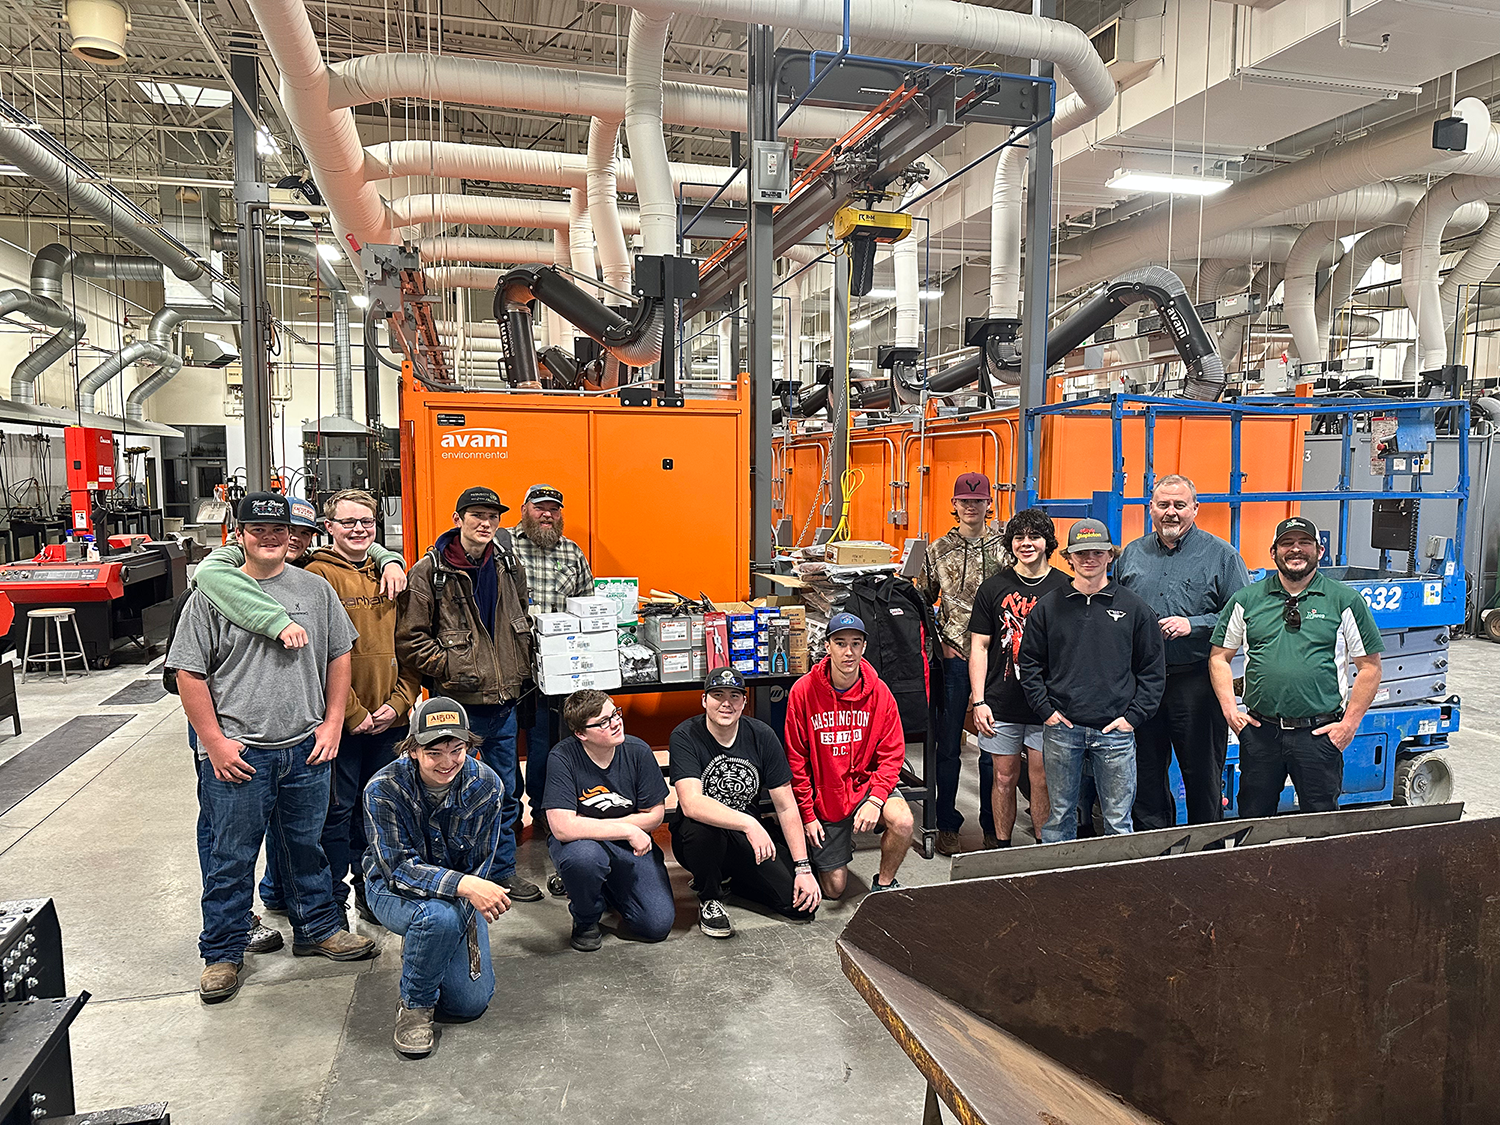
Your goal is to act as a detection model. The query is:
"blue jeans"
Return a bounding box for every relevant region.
[522,698,558,822]
[937,656,994,834]
[325,728,402,902]
[548,837,675,940]
[1040,724,1137,843]
[366,873,494,1014]
[468,703,519,880]
[197,735,344,963]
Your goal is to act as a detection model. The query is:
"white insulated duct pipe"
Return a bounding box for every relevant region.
[624,13,676,259]
[548,232,573,351]
[422,266,507,289]
[567,189,600,297]
[1056,99,1497,293]
[784,269,804,387]
[1196,227,1302,264]
[1283,224,1345,362]
[589,118,635,293]
[1439,206,1500,315]
[418,240,557,266]
[1402,177,1500,369]
[894,157,948,348]
[390,194,642,236]
[363,141,748,202]
[989,144,1026,317]
[718,314,735,382]
[328,55,861,139]
[1255,183,1427,229]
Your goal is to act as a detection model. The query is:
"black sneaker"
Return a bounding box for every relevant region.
[245,914,284,954]
[869,876,904,893]
[570,922,603,952]
[352,881,380,927]
[547,873,567,899]
[698,899,733,939]
[500,875,544,903]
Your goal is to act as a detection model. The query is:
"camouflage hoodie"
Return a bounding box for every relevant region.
[914,526,1007,653]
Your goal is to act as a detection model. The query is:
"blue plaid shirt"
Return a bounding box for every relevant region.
[362,754,503,899]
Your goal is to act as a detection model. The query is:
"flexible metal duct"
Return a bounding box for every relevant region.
[364,141,748,201]
[496,264,663,368]
[74,304,238,416]
[1056,99,1498,293]
[1283,224,1345,362]
[328,55,860,139]
[589,118,634,293]
[6,245,86,403]
[1401,177,1500,368]
[0,126,203,282]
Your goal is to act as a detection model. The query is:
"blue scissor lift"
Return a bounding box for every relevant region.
[1022,393,1466,817]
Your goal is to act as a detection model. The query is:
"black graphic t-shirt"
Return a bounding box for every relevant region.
[668,715,793,813]
[541,734,669,820]
[969,567,1072,723]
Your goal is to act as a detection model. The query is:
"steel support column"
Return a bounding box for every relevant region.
[1017,0,1055,495]
[231,41,272,492]
[748,24,776,592]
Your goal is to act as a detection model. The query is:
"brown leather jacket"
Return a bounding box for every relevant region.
[396,528,532,705]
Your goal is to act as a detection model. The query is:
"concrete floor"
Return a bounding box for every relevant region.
[1,640,1497,1123]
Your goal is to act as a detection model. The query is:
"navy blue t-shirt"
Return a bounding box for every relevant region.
[541,734,669,819]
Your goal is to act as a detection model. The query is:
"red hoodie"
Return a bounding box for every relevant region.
[784,656,907,825]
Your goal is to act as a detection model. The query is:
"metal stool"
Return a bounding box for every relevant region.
[21,607,90,684]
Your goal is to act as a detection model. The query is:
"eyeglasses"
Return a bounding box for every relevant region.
[584,709,625,730]
[1282,595,1302,632]
[329,517,377,530]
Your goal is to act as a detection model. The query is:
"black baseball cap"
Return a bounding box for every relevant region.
[1274,516,1319,544]
[454,486,508,515]
[237,491,292,525]
[704,666,746,694]
[412,697,474,745]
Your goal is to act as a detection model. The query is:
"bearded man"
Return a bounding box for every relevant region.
[510,484,595,862]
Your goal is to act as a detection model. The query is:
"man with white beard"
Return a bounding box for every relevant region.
[511,485,595,885]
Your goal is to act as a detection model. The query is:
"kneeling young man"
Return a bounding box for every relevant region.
[543,691,675,951]
[670,667,821,938]
[363,698,510,1057]
[784,612,914,897]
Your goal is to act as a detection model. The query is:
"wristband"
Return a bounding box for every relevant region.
[863,795,884,811]
[794,860,812,872]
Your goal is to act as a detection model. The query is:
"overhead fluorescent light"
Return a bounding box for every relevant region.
[1107,169,1232,195]
[137,80,232,108]
[317,243,342,263]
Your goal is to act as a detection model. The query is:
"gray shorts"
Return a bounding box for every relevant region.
[807,812,858,872]
[979,722,1043,756]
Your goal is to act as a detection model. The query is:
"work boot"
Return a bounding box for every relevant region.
[293,929,378,961]
[570,922,603,952]
[199,961,242,1003]
[500,875,544,902]
[393,1002,435,1056]
[352,881,381,927]
[935,831,963,856]
[245,914,284,954]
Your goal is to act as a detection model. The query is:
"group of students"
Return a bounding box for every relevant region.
[921,471,1385,851]
[168,482,922,1058]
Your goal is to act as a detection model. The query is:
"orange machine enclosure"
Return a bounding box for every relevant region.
[402,375,753,746]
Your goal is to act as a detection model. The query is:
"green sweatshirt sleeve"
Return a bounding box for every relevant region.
[193,544,294,640]
[369,543,405,571]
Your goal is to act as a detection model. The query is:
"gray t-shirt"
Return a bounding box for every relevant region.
[168,565,359,752]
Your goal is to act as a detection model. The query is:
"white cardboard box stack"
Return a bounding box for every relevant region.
[534,604,622,693]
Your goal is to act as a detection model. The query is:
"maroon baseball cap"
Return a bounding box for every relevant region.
[952,472,992,502]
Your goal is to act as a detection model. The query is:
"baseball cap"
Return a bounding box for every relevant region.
[704,666,746,694]
[454,486,508,516]
[412,696,474,746]
[827,611,867,637]
[952,472,992,502]
[1063,518,1115,554]
[289,498,319,529]
[236,491,292,525]
[1274,516,1320,543]
[524,484,564,507]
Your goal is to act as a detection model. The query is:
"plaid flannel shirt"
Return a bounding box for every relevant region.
[362,754,504,900]
[510,526,594,615]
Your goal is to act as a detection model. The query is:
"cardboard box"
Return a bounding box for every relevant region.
[790,650,809,674]
[592,577,639,624]
[566,595,618,621]
[536,631,617,656]
[641,615,694,651]
[576,614,615,634]
[533,612,582,636]
[659,650,696,684]
[828,541,894,566]
[539,649,621,676]
[538,668,622,695]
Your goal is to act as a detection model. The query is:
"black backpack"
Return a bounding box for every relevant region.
[842,574,943,740]
[161,586,198,694]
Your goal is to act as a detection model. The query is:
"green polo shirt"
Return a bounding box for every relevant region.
[1211,569,1384,719]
